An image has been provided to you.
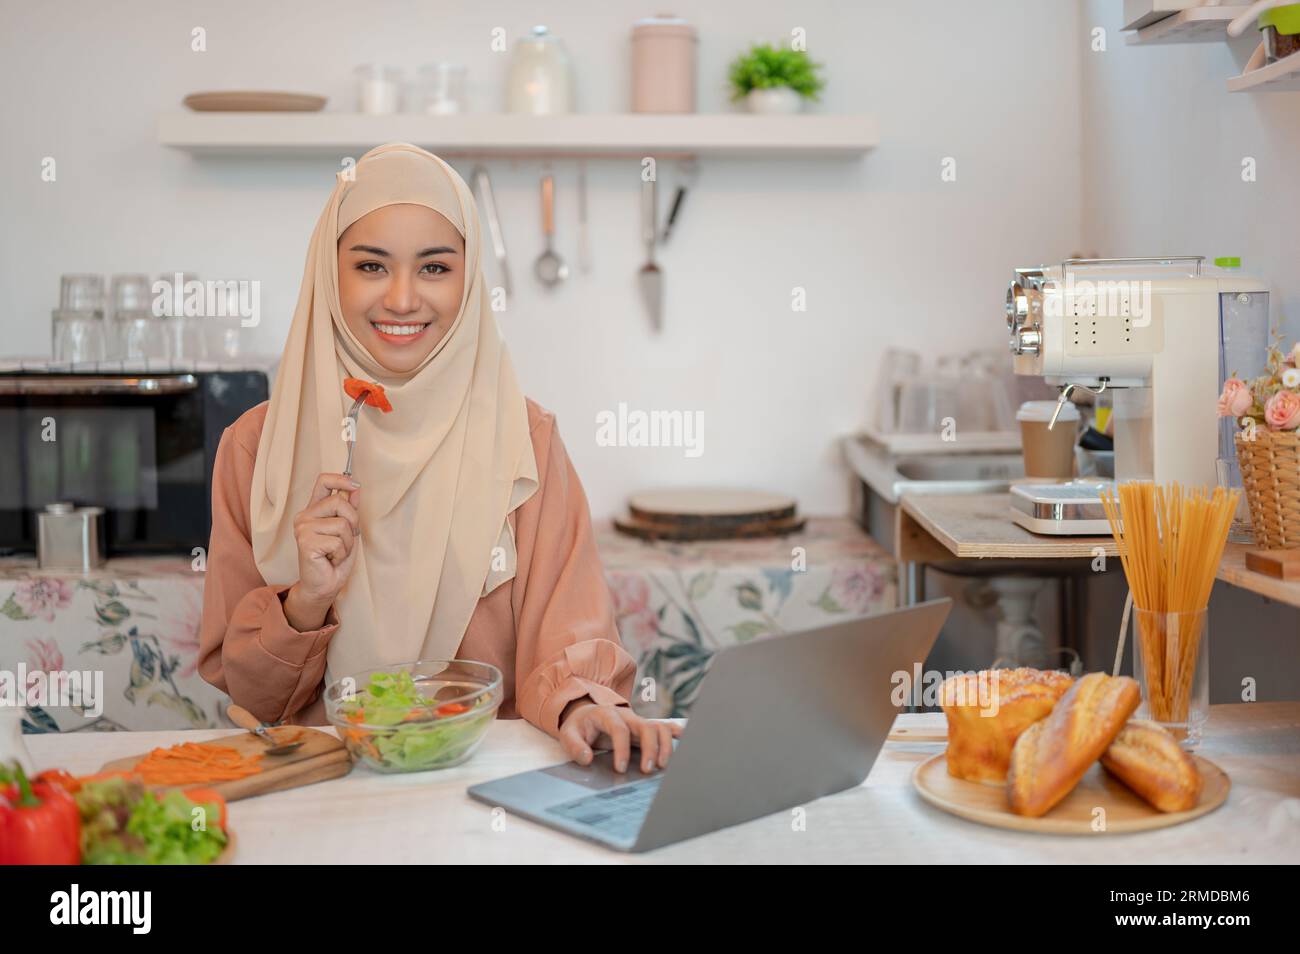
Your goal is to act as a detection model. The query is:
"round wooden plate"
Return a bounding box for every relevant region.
[183,91,327,112]
[912,753,1230,834]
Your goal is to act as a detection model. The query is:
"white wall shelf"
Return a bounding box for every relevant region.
[158,112,878,159]
[1228,49,1300,90]
[1124,5,1252,44]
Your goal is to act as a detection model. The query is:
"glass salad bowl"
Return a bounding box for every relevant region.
[324,660,502,773]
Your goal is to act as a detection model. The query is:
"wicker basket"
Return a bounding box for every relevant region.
[1235,428,1300,549]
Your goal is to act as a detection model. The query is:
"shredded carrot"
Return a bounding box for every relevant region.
[132,742,264,785]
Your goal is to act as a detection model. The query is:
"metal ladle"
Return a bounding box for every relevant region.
[534,173,568,289]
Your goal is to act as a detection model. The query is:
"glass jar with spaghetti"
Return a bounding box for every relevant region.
[1130,607,1209,749]
[1101,481,1238,753]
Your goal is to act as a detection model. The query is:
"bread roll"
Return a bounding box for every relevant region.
[1008,672,1140,817]
[1101,718,1202,813]
[939,667,1074,785]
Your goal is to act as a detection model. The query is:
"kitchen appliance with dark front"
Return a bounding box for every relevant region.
[0,366,268,555]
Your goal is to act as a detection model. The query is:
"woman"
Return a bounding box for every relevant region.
[199,143,679,775]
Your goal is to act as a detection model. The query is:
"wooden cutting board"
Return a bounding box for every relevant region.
[614,512,805,541]
[627,488,797,527]
[100,726,351,802]
[913,752,1229,834]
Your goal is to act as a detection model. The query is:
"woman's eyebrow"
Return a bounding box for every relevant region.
[347,244,459,257]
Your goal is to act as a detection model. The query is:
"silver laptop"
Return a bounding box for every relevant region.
[467,598,951,852]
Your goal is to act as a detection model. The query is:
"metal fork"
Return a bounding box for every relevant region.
[343,392,367,478]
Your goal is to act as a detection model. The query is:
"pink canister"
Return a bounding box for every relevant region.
[631,15,697,113]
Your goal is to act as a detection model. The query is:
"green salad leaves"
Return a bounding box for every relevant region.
[337,671,495,772]
[76,777,227,865]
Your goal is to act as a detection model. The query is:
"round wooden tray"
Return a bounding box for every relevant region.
[183,91,327,112]
[913,753,1230,834]
[627,488,797,526]
[614,513,805,541]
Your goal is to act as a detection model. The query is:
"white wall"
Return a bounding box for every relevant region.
[1081,0,1300,343]
[0,0,1084,519]
[1079,1,1300,698]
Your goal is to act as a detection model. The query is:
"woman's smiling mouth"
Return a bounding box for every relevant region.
[371,320,432,343]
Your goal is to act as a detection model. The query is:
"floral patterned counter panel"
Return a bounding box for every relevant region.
[0,518,895,732]
[594,517,897,718]
[0,557,225,734]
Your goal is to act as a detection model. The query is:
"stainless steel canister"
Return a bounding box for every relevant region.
[37,502,106,571]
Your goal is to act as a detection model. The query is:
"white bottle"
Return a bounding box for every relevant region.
[506,26,574,115]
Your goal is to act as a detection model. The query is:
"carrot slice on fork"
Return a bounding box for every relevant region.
[343,377,393,413]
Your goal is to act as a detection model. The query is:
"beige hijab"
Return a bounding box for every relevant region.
[250,142,538,681]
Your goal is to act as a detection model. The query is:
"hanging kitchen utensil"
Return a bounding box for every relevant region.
[661,185,688,244]
[661,159,696,244]
[534,173,569,289]
[637,175,663,331]
[472,165,512,298]
[577,161,591,274]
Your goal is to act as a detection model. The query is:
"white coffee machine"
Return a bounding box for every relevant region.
[1004,256,1268,534]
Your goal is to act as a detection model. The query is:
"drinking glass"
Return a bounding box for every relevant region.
[110,274,153,317]
[59,274,105,316]
[51,311,106,364]
[1132,607,1209,749]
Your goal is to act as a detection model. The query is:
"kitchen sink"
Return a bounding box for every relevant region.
[841,434,1029,599]
[893,454,1023,483]
[842,436,1024,506]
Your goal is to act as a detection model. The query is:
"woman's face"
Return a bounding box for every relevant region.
[337,203,466,374]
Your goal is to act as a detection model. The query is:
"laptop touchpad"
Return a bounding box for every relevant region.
[541,749,660,790]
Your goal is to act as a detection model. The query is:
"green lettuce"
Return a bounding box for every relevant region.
[76,778,227,865]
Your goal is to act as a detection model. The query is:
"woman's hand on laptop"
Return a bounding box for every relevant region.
[558,702,683,774]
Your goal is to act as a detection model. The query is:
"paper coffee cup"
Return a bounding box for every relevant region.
[1017,400,1079,480]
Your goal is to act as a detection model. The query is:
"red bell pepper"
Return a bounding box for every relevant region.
[34,768,80,794]
[0,763,81,865]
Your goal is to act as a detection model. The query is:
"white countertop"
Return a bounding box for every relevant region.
[25,704,1300,863]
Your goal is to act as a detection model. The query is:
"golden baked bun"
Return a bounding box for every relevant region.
[939,667,1075,785]
[1008,672,1141,817]
[1101,718,1202,813]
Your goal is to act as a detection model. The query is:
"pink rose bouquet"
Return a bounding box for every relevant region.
[1218,336,1300,432]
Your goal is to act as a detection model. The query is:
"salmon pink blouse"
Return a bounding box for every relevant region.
[198,398,637,736]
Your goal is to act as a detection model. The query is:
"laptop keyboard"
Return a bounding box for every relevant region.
[546,778,663,839]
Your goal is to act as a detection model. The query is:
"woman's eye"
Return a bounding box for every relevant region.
[357,261,385,274]
[421,262,450,275]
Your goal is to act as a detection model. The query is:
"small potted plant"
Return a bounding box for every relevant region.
[727,43,825,114]
[1218,338,1300,548]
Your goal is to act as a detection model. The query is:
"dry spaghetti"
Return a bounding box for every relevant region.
[1100,481,1238,726]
